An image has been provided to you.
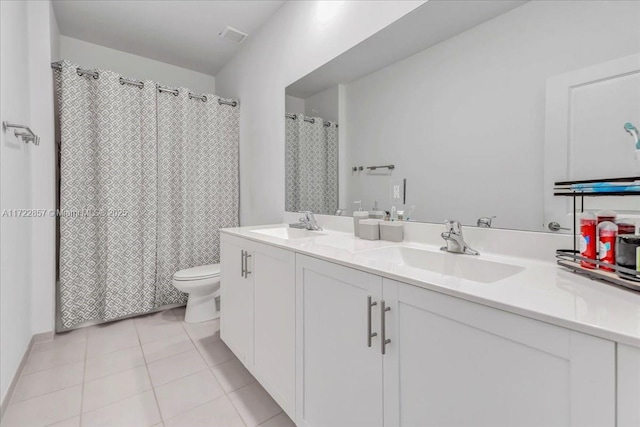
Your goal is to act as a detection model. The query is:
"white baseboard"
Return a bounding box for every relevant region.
[0,330,54,421]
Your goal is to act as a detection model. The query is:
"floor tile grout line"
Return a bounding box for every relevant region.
[135,313,167,424]
[226,381,272,427]
[210,366,250,427]
[20,357,85,377]
[85,342,139,361]
[169,308,251,425]
[3,381,82,409]
[9,361,85,405]
[210,364,258,395]
[151,367,222,422]
[181,309,251,427]
[144,341,194,365]
[256,411,286,427]
[20,342,87,376]
[162,392,248,427]
[44,414,81,427]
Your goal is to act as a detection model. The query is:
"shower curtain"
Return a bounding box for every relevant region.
[55,61,239,328]
[155,90,239,306]
[285,114,338,215]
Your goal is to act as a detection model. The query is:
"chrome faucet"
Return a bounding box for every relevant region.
[299,211,322,231]
[441,220,479,255]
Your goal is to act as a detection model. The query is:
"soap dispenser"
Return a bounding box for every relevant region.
[352,200,369,237]
[370,201,385,220]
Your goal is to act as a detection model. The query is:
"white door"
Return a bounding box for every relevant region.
[383,278,615,427]
[252,242,296,419]
[220,234,253,365]
[544,53,640,232]
[296,255,383,427]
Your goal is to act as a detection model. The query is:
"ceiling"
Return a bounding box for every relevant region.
[52,0,285,76]
[287,0,527,98]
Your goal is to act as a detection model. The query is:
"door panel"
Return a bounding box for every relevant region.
[296,255,383,427]
[253,243,296,418]
[544,53,640,230]
[383,279,615,427]
[220,235,253,364]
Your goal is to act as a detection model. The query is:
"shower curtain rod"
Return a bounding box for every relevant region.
[285,113,337,128]
[51,62,239,107]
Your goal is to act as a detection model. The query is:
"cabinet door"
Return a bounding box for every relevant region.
[382,279,615,427]
[296,255,383,427]
[252,242,296,419]
[617,343,640,427]
[220,234,253,365]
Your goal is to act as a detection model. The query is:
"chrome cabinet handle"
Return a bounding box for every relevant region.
[380,300,391,355]
[244,253,252,277]
[367,296,378,347]
[240,250,245,278]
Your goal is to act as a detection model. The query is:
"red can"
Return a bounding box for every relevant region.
[598,221,618,272]
[597,210,616,224]
[580,213,597,269]
[617,220,636,235]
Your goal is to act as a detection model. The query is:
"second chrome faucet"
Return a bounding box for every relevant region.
[440,220,479,255]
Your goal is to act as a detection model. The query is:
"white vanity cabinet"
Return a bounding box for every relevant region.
[382,278,615,427]
[221,233,632,427]
[295,254,616,427]
[220,233,296,419]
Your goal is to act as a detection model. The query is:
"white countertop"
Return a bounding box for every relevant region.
[221,224,640,348]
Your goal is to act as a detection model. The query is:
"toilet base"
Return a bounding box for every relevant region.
[184,291,220,323]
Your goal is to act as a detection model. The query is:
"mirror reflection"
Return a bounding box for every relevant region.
[285,0,640,232]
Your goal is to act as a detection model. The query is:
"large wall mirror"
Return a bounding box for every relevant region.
[285,0,640,233]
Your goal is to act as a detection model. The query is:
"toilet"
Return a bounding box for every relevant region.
[172,264,221,323]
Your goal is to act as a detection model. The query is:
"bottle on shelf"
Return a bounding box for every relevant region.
[580,212,597,269]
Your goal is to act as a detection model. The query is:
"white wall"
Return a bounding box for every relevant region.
[59,36,216,94]
[285,95,305,115]
[342,0,640,231]
[304,85,339,123]
[0,0,58,404]
[28,1,57,337]
[215,0,425,225]
[49,1,60,61]
[0,0,34,404]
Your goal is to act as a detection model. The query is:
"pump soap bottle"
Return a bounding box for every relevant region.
[353,201,369,238]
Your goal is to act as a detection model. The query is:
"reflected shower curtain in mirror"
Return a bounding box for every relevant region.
[56,61,158,328]
[285,114,338,215]
[55,61,239,328]
[155,91,239,306]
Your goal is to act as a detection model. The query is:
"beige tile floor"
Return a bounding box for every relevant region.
[1,308,295,427]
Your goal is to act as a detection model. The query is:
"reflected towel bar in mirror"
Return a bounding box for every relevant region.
[367,165,395,171]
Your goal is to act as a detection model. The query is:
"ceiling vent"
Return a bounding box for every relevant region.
[219,26,248,44]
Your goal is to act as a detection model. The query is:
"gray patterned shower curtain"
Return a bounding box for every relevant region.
[155,89,239,307]
[285,114,338,215]
[55,61,239,329]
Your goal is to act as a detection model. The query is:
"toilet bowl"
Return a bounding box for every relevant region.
[172,264,221,323]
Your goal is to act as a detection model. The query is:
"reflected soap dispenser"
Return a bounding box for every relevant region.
[370,201,385,220]
[353,200,369,238]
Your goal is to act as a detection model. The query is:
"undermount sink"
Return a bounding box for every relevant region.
[358,246,524,283]
[250,227,327,240]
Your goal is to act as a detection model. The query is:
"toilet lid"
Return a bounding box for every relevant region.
[173,264,221,281]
